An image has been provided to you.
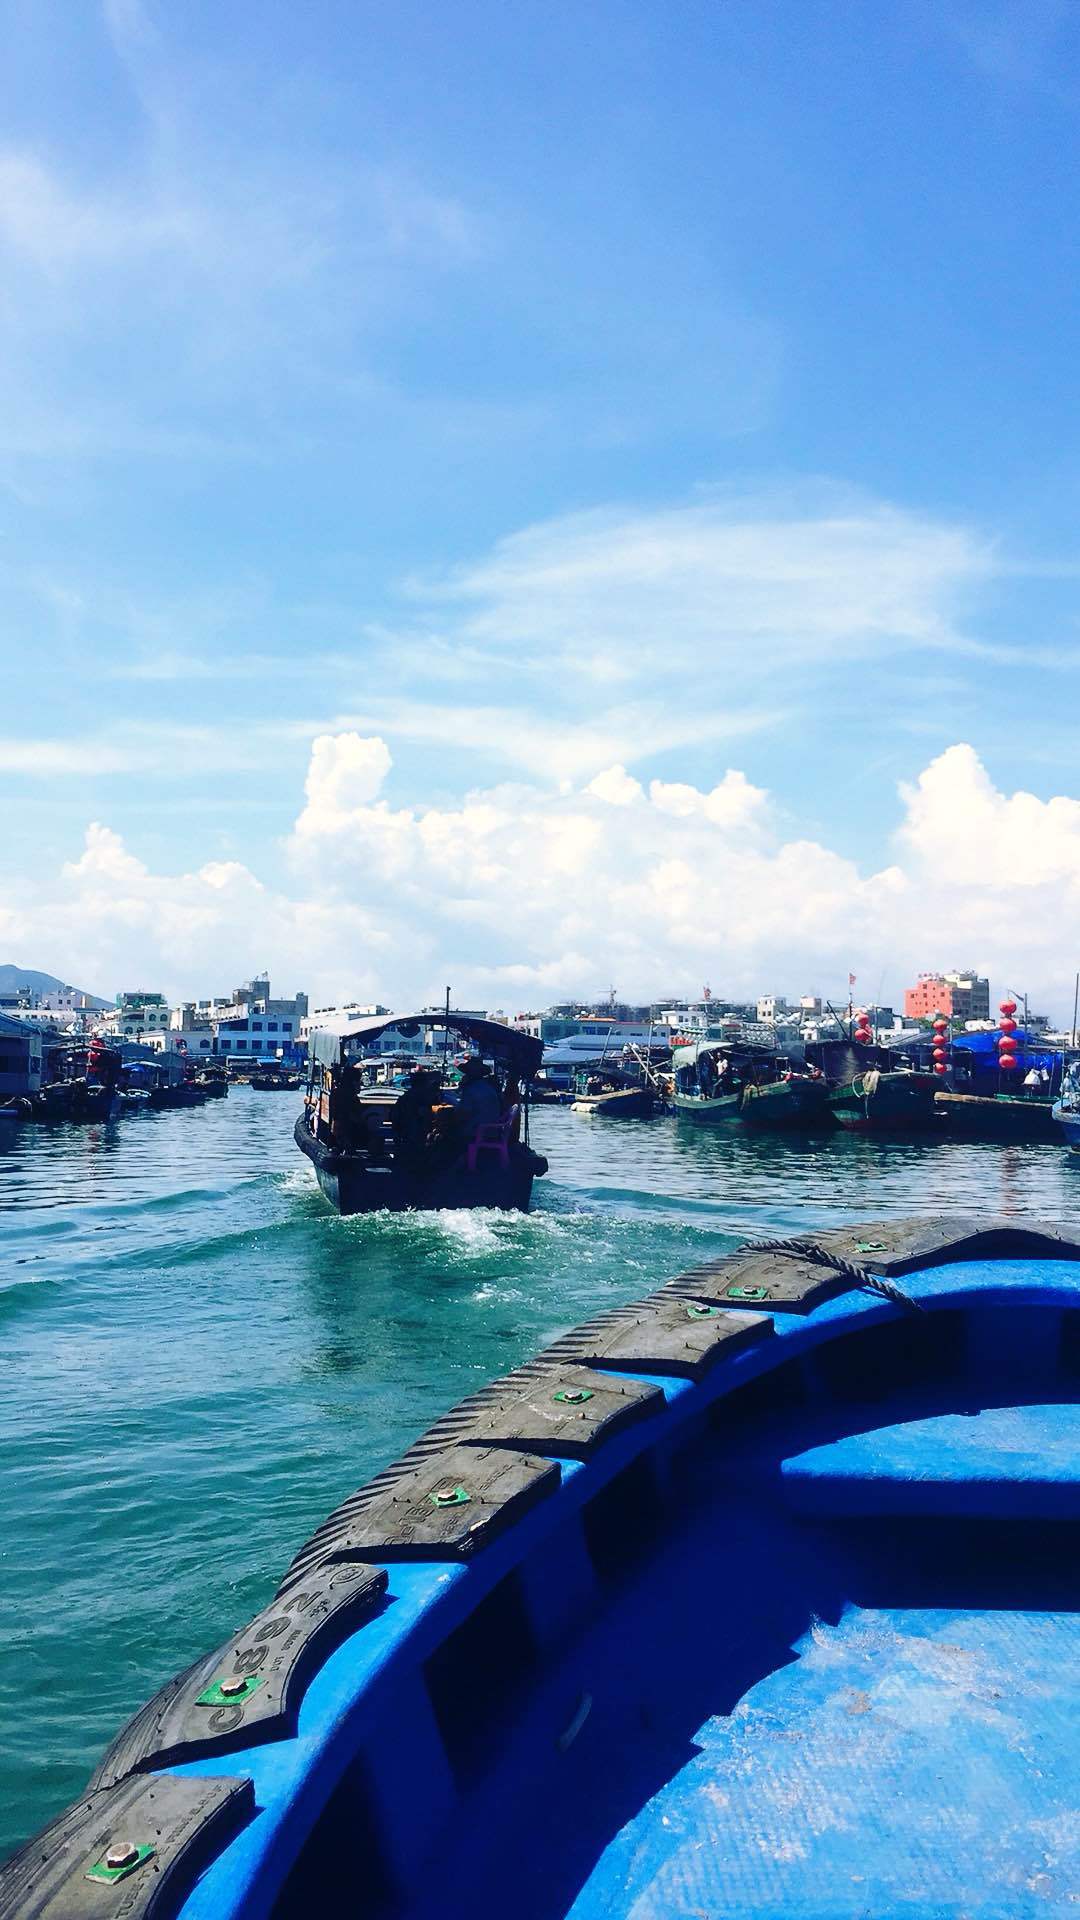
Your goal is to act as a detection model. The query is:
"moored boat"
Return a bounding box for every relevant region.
[806,1037,939,1133]
[937,1089,1060,1142]
[7,1214,1080,1919]
[1053,1061,1080,1152]
[570,1086,656,1118]
[739,1072,829,1129]
[828,1065,940,1131]
[296,1010,547,1214]
[672,1038,826,1129]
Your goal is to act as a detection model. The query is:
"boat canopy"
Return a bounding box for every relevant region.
[309,1011,543,1077]
[672,1037,777,1065]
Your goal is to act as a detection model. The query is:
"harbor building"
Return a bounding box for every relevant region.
[0,1011,43,1098]
[904,971,991,1023]
[103,992,172,1043]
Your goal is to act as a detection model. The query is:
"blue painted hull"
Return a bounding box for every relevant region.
[1052,1102,1080,1151]
[5,1218,1080,1919]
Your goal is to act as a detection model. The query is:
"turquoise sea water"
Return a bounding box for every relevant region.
[2,1089,1079,1858]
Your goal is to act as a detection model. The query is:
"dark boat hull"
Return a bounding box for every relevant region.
[936,1091,1059,1142]
[294,1113,545,1214]
[672,1089,744,1124]
[570,1089,656,1118]
[830,1070,939,1132]
[738,1077,830,1130]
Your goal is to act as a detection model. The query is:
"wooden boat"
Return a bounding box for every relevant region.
[672,1039,827,1129]
[937,1089,1060,1142]
[806,1039,938,1133]
[828,1066,940,1131]
[296,1011,548,1215]
[8,1215,1080,1920]
[569,1065,661,1119]
[738,1073,829,1129]
[250,1073,301,1091]
[570,1086,656,1118]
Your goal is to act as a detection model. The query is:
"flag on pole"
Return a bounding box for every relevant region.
[848,973,857,986]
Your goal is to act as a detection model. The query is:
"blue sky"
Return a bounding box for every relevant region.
[4,0,1080,1012]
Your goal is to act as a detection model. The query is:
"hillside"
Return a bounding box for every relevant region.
[0,964,111,1010]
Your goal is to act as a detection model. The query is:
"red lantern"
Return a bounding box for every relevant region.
[932,1046,947,1062]
[854,1028,871,1044]
[932,1019,948,1033]
[1000,1053,1019,1071]
[934,1061,947,1075]
[999,1000,1017,1017]
[998,1033,1017,1052]
[998,1018,1016,1035]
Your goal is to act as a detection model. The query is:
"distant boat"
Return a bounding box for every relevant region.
[937,1090,1059,1142]
[295,1010,548,1214]
[672,1039,828,1129]
[250,1072,301,1091]
[806,1039,938,1133]
[570,1086,657,1118]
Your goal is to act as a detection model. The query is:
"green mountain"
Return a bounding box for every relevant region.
[0,964,111,1010]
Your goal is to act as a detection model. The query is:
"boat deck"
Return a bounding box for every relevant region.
[402,1391,1079,1920]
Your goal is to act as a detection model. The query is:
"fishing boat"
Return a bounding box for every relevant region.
[250,1072,301,1092]
[936,1089,1060,1142]
[8,1215,1079,1919]
[295,1011,548,1214]
[569,1063,660,1119]
[672,1038,827,1128]
[806,1039,938,1133]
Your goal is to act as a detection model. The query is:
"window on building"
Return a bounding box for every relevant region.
[200,1040,211,1049]
[282,1021,292,1033]
[252,1020,262,1031]
[267,1021,278,1031]
[237,1040,246,1050]
[250,1040,262,1052]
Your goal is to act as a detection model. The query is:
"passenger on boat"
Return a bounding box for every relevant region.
[391,1069,441,1173]
[339,1064,388,1161]
[456,1055,501,1131]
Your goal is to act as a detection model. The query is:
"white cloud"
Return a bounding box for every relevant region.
[413,491,995,685]
[586,764,644,806]
[649,770,768,828]
[293,733,394,836]
[11,737,1080,1019]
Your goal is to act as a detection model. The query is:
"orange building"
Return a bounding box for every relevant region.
[904,971,990,1023]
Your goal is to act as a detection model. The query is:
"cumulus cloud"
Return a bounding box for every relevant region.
[293,733,394,836]
[11,737,1080,1017]
[586,764,644,806]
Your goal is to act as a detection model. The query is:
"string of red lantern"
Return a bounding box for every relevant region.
[853,1007,873,1046]
[931,1013,949,1076]
[998,998,1019,1074]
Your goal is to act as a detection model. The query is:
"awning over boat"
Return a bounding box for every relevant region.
[309,1011,543,1076]
[672,1038,777,1065]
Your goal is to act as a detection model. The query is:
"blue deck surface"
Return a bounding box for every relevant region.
[564,1603,1080,1919]
[403,1389,1080,1919]
[161,1258,1080,1920]
[781,1403,1080,1518]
